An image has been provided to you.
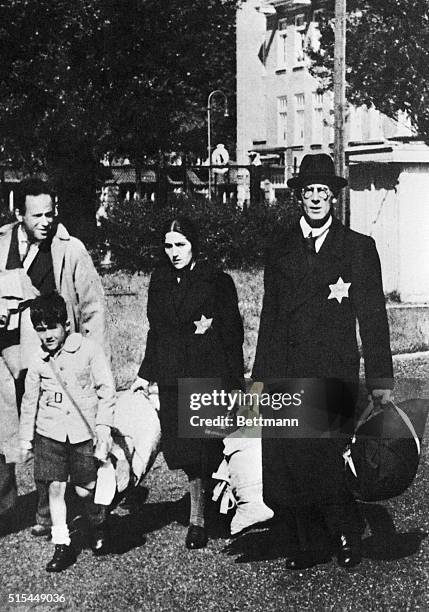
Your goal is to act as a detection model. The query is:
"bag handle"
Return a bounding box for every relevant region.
[355,398,420,455]
[393,401,420,455]
[47,358,95,441]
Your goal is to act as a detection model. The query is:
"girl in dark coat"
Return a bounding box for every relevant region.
[131,217,244,549]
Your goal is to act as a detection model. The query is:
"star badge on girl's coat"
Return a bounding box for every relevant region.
[194,314,213,334]
[328,277,351,303]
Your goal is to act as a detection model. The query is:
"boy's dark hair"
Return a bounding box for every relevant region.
[30,293,68,328]
[16,177,56,214]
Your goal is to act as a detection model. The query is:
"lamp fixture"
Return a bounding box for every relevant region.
[256,2,277,15]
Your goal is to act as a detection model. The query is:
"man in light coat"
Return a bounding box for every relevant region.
[0,177,108,536]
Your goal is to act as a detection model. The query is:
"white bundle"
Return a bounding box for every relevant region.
[212,435,274,535]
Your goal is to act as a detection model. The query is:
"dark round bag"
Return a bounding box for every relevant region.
[343,399,429,502]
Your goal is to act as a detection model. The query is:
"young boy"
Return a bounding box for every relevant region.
[19,293,115,572]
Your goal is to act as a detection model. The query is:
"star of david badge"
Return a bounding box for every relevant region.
[328,277,351,304]
[194,314,213,334]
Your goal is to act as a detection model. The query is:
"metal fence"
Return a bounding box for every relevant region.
[104,164,289,206]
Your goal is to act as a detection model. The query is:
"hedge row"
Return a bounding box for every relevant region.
[98,193,300,271]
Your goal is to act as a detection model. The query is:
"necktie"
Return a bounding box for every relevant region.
[304,232,316,254]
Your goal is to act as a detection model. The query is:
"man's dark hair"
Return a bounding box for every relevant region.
[30,293,68,328]
[15,177,56,214]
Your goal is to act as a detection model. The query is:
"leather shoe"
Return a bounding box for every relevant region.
[285,550,332,570]
[90,525,109,556]
[31,524,51,538]
[336,534,362,569]
[46,544,76,572]
[185,524,208,550]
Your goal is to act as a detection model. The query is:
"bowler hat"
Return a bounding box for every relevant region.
[287,153,347,191]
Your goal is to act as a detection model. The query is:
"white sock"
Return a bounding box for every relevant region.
[51,524,71,546]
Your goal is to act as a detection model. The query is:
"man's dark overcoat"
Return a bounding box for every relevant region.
[252,217,393,507]
[139,262,244,471]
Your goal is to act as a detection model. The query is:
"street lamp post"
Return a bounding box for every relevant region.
[207,90,229,201]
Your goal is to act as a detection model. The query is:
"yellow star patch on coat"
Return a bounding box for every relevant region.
[328,277,351,303]
[194,314,213,334]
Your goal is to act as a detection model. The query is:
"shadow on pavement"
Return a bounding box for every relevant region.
[3,490,38,535]
[361,502,428,561]
[223,503,427,564]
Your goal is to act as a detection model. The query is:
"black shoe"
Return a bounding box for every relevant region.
[185,524,208,550]
[285,550,332,570]
[90,525,109,556]
[31,524,51,538]
[336,534,362,569]
[46,544,76,572]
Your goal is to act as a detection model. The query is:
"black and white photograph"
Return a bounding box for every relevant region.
[0,1,428,610]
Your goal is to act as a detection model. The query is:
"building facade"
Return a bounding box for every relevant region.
[236,0,412,173]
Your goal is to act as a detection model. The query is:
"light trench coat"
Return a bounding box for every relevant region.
[0,221,108,460]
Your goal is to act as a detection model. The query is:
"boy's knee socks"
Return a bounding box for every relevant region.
[51,524,71,546]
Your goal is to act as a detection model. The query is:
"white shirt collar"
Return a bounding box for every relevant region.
[17,224,29,245]
[300,215,332,238]
[18,223,40,268]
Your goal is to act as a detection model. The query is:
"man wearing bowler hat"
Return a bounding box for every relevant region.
[252,153,394,569]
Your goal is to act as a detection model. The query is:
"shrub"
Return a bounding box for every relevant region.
[0,207,14,227]
[99,193,300,271]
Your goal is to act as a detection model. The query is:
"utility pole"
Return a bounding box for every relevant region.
[333,0,347,223]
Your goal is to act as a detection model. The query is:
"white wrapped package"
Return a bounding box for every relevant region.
[213,435,274,535]
[94,460,117,505]
[113,389,161,485]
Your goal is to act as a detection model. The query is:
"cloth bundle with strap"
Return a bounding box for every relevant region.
[0,269,38,329]
[343,398,429,502]
[212,435,274,535]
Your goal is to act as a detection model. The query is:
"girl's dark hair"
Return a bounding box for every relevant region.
[30,292,68,328]
[162,216,199,255]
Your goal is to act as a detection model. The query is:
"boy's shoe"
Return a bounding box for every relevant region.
[46,544,76,572]
[90,524,109,556]
[31,524,51,538]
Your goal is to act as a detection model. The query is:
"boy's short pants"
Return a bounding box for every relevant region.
[34,434,97,486]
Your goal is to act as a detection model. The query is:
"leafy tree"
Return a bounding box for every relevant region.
[0,0,239,239]
[309,0,429,141]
